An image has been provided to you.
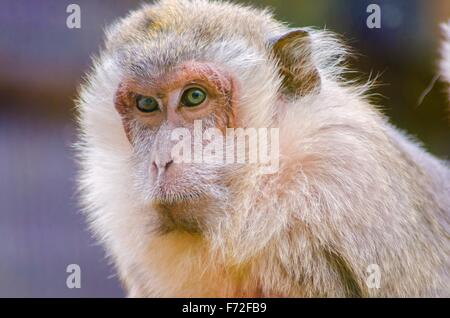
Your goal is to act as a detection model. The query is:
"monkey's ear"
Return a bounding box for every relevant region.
[269,29,321,97]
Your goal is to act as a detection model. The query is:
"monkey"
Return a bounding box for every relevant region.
[76,0,450,297]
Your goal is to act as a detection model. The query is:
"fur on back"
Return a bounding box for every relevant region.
[76,0,450,297]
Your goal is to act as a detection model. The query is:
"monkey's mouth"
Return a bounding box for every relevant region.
[153,189,205,204]
[147,176,219,234]
[148,180,207,204]
[150,185,216,234]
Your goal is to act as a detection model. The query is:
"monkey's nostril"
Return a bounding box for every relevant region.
[153,159,174,173]
[165,159,174,169]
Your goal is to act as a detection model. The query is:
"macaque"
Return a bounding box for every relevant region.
[76,0,450,297]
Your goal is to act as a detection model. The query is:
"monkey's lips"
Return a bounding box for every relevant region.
[147,162,214,203]
[149,175,206,204]
[149,176,211,233]
[150,177,215,233]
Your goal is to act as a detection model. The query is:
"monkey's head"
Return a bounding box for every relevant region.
[78,0,322,234]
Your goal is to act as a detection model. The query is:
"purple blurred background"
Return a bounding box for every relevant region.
[0,0,449,297]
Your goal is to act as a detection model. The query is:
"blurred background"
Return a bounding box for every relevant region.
[0,0,449,297]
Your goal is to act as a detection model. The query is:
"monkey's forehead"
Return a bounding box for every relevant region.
[104,0,286,60]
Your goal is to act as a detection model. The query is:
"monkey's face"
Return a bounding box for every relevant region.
[82,1,318,233]
[113,60,238,231]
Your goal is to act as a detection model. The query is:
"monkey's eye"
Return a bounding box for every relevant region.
[136,95,159,113]
[181,87,207,107]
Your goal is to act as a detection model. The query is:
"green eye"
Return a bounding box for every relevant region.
[136,95,159,113]
[181,87,207,107]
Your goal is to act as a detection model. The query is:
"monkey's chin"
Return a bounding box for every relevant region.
[145,178,225,234]
[149,185,213,234]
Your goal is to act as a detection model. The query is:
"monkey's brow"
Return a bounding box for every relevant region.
[124,60,185,86]
[120,59,160,80]
[115,48,164,79]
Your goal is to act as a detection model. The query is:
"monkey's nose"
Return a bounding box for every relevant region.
[152,159,174,174]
